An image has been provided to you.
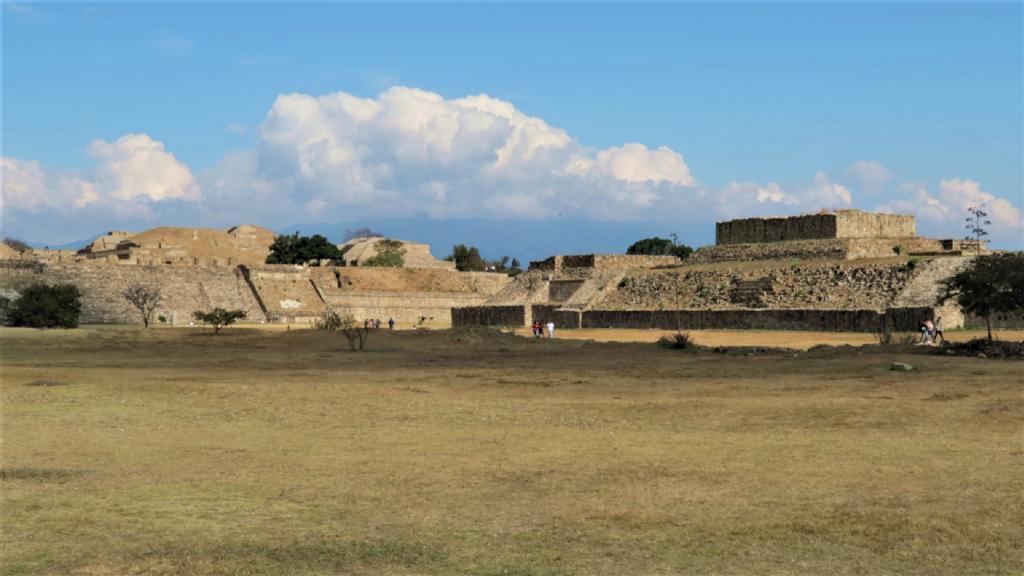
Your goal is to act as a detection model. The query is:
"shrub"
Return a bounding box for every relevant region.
[892,244,903,256]
[906,257,921,271]
[626,237,693,259]
[339,314,370,351]
[313,309,344,331]
[158,315,168,324]
[7,283,82,328]
[658,331,695,350]
[363,239,406,267]
[193,308,246,333]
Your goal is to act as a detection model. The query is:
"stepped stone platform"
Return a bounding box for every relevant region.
[0,227,510,327]
[455,210,980,333]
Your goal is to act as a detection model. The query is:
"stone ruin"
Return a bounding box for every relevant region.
[693,209,985,263]
[339,237,456,270]
[0,226,510,327]
[0,210,1005,332]
[454,210,986,333]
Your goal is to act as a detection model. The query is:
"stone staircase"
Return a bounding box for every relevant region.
[728,276,774,308]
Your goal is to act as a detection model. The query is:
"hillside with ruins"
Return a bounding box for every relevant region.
[455,210,990,332]
[0,210,1003,331]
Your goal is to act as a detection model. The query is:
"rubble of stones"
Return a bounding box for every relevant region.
[604,263,919,310]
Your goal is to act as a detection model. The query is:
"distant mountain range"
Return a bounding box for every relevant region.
[18,218,716,263]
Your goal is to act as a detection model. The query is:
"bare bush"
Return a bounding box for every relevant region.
[122,285,163,328]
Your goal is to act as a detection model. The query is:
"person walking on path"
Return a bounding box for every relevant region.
[934,317,944,344]
[923,319,936,345]
[919,320,932,345]
[388,318,395,330]
[546,321,555,338]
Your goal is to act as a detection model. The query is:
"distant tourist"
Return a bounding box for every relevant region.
[532,320,541,338]
[546,321,555,338]
[934,317,944,343]
[920,319,934,345]
[388,318,395,330]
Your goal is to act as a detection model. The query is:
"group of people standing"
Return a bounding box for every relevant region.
[531,320,555,338]
[919,317,944,345]
[363,318,396,330]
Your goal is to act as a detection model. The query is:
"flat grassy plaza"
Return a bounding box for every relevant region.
[1,326,1021,575]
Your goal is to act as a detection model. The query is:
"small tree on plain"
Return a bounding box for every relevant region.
[938,253,1024,341]
[339,313,370,351]
[122,285,163,328]
[193,308,247,334]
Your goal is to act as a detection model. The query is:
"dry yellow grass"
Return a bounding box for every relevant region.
[1,326,1021,575]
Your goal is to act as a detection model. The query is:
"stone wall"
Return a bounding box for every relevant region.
[548,280,585,302]
[601,262,918,311]
[581,307,934,333]
[691,237,953,264]
[0,260,264,325]
[323,290,488,327]
[530,254,680,273]
[835,210,916,239]
[965,312,1024,330]
[530,305,582,329]
[716,210,915,245]
[451,305,525,327]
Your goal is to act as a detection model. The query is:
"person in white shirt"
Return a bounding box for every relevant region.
[546,321,555,338]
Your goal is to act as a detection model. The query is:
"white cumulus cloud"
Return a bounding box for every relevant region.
[205,86,697,221]
[1,134,200,221]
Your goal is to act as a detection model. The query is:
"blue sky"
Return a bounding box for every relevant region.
[2,2,1022,256]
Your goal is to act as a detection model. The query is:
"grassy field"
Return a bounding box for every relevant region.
[1,326,1021,575]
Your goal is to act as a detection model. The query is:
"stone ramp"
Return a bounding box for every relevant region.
[560,270,627,310]
[892,256,972,327]
[487,271,550,304]
[892,257,971,308]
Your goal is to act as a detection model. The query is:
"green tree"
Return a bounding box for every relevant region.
[266,232,344,265]
[445,244,488,272]
[626,236,693,259]
[938,253,1024,341]
[363,239,406,267]
[7,283,82,328]
[193,308,247,333]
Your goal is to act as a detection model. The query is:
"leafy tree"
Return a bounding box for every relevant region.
[193,308,247,334]
[938,253,1024,341]
[965,204,991,255]
[2,237,30,252]
[122,285,163,328]
[445,244,488,272]
[266,232,344,265]
[343,228,384,242]
[363,239,406,267]
[7,283,82,328]
[626,236,693,259]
